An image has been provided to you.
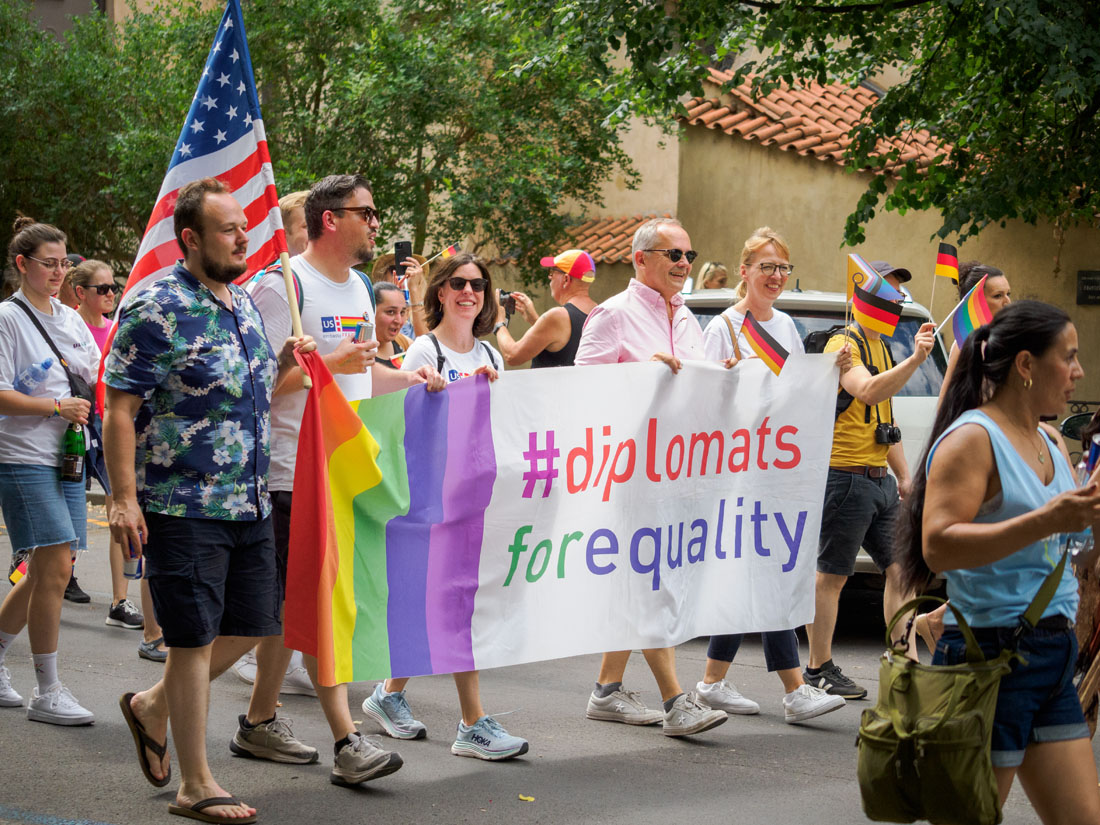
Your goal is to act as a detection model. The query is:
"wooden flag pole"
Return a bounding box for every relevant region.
[934,297,964,337]
[279,250,311,389]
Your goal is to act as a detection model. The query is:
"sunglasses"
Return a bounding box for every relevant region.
[644,248,698,264]
[333,205,381,224]
[447,277,488,292]
[85,283,121,295]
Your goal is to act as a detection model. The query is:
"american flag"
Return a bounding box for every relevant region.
[120,0,284,297]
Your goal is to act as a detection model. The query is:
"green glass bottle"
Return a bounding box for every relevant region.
[60,423,85,482]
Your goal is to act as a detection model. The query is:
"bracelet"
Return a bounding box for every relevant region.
[52,398,61,418]
[493,321,507,334]
[410,302,424,308]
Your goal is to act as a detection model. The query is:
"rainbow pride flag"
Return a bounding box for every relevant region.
[742,311,789,376]
[935,242,959,279]
[337,316,363,334]
[284,351,493,685]
[853,283,903,336]
[951,274,992,345]
[846,253,904,302]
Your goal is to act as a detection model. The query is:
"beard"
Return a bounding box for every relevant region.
[200,247,249,284]
[355,243,375,265]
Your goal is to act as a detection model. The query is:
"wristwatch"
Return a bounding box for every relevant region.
[493,321,507,334]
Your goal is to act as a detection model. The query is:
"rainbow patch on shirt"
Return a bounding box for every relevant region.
[320,316,363,336]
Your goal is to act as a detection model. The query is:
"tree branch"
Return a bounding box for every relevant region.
[738,0,934,12]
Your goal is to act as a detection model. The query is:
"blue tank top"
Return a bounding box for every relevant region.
[927,409,1079,628]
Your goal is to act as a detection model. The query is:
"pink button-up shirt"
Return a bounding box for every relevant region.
[574,278,705,366]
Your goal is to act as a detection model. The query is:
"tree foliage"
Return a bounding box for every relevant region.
[510,0,1100,245]
[0,0,636,281]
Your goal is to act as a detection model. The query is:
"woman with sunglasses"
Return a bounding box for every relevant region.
[69,260,117,354]
[696,226,847,723]
[367,253,527,761]
[0,217,98,724]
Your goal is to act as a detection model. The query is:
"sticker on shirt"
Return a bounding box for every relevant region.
[448,368,474,382]
[320,315,361,340]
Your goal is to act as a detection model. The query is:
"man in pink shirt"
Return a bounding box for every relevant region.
[574,217,727,737]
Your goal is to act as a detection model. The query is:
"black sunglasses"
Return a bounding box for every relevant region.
[333,205,381,224]
[86,283,121,295]
[447,277,488,292]
[644,248,698,264]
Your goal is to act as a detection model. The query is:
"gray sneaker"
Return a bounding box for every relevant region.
[662,691,727,737]
[362,683,427,739]
[230,714,319,764]
[331,732,404,786]
[586,687,664,725]
[0,666,23,708]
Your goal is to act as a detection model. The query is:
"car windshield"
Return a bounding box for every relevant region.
[692,306,946,398]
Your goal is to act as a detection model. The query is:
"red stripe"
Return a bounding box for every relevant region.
[936,252,958,267]
[743,317,788,368]
[853,291,902,326]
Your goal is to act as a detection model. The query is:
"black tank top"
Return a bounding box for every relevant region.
[532,302,587,368]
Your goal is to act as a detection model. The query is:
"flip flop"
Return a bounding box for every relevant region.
[168,796,257,824]
[119,692,171,787]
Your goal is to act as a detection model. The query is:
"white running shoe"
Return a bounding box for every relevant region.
[662,691,727,737]
[26,682,94,726]
[280,651,316,697]
[695,679,761,715]
[586,687,664,725]
[233,650,257,685]
[783,684,846,723]
[0,666,23,708]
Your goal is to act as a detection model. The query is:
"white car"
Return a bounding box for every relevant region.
[685,287,949,579]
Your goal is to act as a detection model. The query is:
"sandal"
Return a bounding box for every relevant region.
[119,692,171,787]
[169,796,256,824]
[138,637,168,663]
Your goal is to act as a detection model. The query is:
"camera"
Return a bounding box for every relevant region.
[874,422,902,445]
[498,288,516,319]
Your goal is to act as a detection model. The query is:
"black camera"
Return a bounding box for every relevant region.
[874,422,903,445]
[498,288,516,318]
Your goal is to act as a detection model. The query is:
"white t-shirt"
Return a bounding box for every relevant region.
[0,291,99,466]
[702,306,805,361]
[401,334,501,384]
[249,254,376,490]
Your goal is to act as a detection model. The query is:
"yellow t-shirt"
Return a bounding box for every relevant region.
[824,327,893,467]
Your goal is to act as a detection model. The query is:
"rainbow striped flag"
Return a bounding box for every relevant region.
[284,351,493,685]
[853,283,903,337]
[440,244,460,259]
[8,559,27,586]
[742,311,789,376]
[935,242,959,279]
[951,274,992,345]
[847,253,904,302]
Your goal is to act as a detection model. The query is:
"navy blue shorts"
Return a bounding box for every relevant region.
[271,490,292,602]
[817,468,898,576]
[933,622,1088,767]
[142,512,282,648]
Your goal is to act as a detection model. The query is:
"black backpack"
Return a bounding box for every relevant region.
[803,324,893,420]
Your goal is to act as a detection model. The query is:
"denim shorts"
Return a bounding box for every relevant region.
[933,622,1088,767]
[143,511,281,648]
[0,462,87,558]
[816,468,897,576]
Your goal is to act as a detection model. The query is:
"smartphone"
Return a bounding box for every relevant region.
[498,288,516,318]
[355,321,374,343]
[394,241,414,281]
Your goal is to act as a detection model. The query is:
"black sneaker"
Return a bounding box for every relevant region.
[64,574,90,604]
[106,598,144,630]
[802,661,867,700]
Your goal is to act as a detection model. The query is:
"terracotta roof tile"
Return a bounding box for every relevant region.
[565,213,674,264]
[682,69,947,170]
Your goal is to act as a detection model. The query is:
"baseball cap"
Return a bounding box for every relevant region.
[65,253,85,267]
[540,249,595,282]
[870,260,912,284]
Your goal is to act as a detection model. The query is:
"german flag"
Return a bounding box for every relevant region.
[934,242,959,279]
[853,283,903,336]
[8,559,27,586]
[742,311,789,376]
[440,244,461,259]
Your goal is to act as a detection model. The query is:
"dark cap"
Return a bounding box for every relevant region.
[65,253,85,267]
[870,260,912,284]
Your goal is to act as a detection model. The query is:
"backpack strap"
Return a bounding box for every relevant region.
[352,269,376,311]
[427,333,446,373]
[721,313,743,362]
[480,341,500,372]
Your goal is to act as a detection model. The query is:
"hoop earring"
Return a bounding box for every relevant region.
[1024,377,1033,390]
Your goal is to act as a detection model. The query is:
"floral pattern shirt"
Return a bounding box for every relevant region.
[104,264,277,520]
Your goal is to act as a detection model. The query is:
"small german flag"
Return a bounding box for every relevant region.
[853,283,903,337]
[8,559,27,586]
[934,242,959,279]
[742,311,790,376]
[440,244,461,259]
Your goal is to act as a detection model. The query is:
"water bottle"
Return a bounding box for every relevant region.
[13,357,53,394]
[1066,434,1100,556]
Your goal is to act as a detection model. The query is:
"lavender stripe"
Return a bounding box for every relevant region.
[425,376,494,673]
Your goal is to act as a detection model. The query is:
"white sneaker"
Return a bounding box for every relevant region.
[695,679,760,715]
[280,651,316,697]
[26,682,94,725]
[662,691,727,737]
[783,684,846,723]
[233,650,257,685]
[586,686,664,725]
[0,666,23,708]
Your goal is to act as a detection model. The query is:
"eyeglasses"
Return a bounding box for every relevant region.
[86,283,121,295]
[446,276,488,292]
[27,256,73,272]
[333,205,381,224]
[756,262,795,277]
[644,248,698,264]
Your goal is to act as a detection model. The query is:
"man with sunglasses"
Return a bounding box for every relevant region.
[246,174,442,787]
[804,261,935,701]
[573,217,727,738]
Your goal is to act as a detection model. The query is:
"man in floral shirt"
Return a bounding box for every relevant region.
[104,177,310,824]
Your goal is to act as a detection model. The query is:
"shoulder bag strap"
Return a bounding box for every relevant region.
[7,297,84,398]
[480,340,500,372]
[1018,551,1070,635]
[427,333,445,373]
[721,314,743,361]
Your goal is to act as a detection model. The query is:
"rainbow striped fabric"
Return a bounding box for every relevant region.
[935,242,959,279]
[337,316,362,334]
[284,351,493,684]
[951,274,992,345]
[742,311,789,376]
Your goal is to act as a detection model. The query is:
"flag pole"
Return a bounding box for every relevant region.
[934,298,964,337]
[279,251,312,389]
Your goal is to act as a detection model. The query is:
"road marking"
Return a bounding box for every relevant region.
[88,519,110,528]
[0,804,120,825]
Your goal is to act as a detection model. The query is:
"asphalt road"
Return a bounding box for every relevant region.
[0,505,1073,825]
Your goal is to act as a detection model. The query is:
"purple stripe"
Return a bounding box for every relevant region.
[384,388,448,677]
[425,375,495,673]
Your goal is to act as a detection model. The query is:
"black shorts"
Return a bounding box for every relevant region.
[816,468,898,576]
[272,490,292,601]
[143,512,282,648]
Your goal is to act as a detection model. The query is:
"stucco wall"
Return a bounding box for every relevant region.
[677,124,1100,401]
